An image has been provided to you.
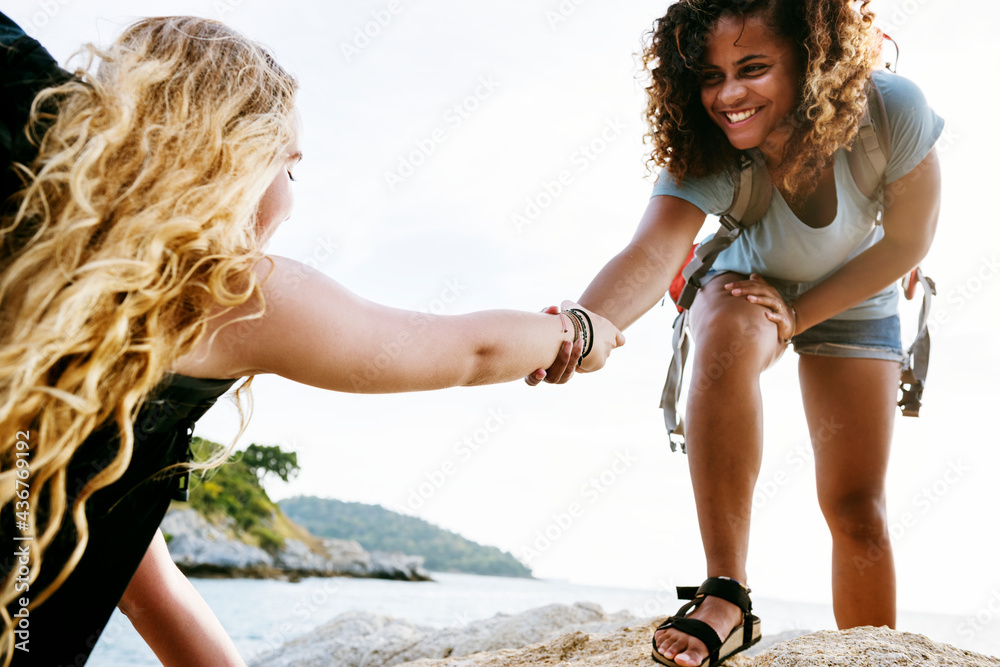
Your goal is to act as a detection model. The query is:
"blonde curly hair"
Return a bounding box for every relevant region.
[0,16,296,662]
[642,0,882,200]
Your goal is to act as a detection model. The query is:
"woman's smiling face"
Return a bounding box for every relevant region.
[699,12,801,160]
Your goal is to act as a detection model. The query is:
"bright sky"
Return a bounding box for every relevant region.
[8,0,999,632]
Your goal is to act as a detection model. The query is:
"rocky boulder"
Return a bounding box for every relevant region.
[163,507,272,569]
[249,602,636,667]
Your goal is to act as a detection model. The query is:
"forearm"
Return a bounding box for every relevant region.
[120,531,245,667]
[794,150,940,332]
[578,244,679,330]
[444,310,577,387]
[794,236,929,332]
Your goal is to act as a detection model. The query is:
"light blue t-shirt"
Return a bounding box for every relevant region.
[651,70,944,320]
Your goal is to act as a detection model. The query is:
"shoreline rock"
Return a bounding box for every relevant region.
[249,602,635,667]
[162,508,431,582]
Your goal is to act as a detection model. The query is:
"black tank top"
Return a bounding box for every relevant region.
[3,373,238,666]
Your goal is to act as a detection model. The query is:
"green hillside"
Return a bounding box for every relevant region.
[279,496,532,578]
[180,438,319,553]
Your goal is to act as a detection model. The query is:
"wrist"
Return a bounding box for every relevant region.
[568,308,594,360]
[556,311,574,343]
[563,310,582,344]
[558,309,581,346]
[784,302,798,345]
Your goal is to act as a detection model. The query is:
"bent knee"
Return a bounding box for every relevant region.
[821,492,888,541]
[690,276,779,363]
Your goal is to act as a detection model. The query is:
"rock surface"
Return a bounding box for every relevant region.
[752,626,1000,667]
[249,602,635,667]
[405,620,1000,667]
[249,600,999,667]
[162,508,430,581]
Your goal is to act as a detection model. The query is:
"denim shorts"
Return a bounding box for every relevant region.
[791,315,906,364]
[699,271,906,363]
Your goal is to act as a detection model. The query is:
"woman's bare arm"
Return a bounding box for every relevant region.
[789,148,941,332]
[118,530,245,667]
[193,255,624,391]
[578,195,707,328]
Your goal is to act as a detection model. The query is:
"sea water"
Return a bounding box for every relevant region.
[90,571,999,665]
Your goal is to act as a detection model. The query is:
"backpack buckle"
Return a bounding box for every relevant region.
[171,468,191,502]
[898,377,923,417]
[719,214,740,231]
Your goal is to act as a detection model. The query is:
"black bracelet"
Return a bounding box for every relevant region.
[569,308,594,359]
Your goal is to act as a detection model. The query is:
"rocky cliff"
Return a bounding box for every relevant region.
[162,508,430,582]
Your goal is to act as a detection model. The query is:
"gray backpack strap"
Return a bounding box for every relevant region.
[676,152,772,310]
[662,152,771,452]
[850,81,891,202]
[899,267,935,416]
[660,309,690,452]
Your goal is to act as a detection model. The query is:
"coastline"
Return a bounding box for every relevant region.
[174,562,432,583]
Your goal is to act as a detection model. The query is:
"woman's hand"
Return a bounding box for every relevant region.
[524,302,626,383]
[563,300,626,373]
[525,306,584,385]
[724,273,797,343]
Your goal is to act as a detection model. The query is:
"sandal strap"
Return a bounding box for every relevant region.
[677,577,752,614]
[655,617,723,656]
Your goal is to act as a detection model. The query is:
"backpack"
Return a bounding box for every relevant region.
[1,11,72,214]
[660,78,936,452]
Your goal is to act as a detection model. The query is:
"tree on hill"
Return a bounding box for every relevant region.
[186,438,292,553]
[242,443,300,483]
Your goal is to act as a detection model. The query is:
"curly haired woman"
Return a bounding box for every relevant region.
[539,0,942,665]
[0,14,623,666]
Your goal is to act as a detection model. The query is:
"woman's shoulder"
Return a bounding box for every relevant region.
[870,69,935,113]
[869,69,944,183]
[650,165,736,216]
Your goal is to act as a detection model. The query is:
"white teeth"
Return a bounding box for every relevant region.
[725,108,759,123]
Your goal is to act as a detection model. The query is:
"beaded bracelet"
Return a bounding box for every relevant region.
[562,309,582,347]
[560,309,586,365]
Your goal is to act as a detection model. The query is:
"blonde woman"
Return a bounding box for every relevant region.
[0,15,624,666]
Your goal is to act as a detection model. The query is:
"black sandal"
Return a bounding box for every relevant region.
[651,577,762,666]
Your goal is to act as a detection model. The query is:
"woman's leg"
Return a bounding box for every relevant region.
[655,273,785,665]
[799,354,899,629]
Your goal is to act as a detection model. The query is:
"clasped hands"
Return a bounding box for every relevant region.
[525,274,796,386]
[525,301,625,386]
